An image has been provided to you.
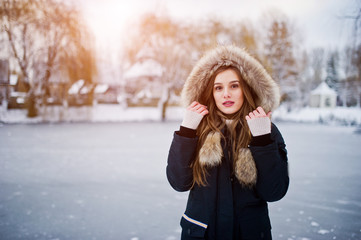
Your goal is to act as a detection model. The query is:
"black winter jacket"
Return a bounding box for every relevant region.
[166,123,289,240]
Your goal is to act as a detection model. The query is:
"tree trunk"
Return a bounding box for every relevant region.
[357,85,361,108]
[158,84,170,122]
[26,92,37,118]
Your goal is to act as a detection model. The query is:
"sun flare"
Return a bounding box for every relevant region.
[82,0,150,47]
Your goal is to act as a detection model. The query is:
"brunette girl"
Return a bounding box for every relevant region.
[166,45,289,240]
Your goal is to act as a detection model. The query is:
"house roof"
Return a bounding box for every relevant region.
[94,84,109,94]
[68,79,84,94]
[123,59,163,79]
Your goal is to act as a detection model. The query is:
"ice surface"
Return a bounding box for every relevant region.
[0,122,360,240]
[1,104,361,126]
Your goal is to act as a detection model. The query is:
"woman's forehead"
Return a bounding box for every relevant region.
[214,69,240,83]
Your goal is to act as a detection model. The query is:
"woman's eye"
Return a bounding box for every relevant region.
[231,84,239,89]
[215,86,222,91]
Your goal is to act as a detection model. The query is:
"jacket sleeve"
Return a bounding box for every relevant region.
[250,123,289,202]
[166,132,198,192]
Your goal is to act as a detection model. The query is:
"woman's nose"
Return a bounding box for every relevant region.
[223,88,230,98]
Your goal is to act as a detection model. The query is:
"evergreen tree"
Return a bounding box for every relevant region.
[325,52,339,91]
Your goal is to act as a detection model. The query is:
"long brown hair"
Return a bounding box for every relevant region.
[192,66,259,187]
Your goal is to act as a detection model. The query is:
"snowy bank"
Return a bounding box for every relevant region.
[0,105,184,124]
[273,106,361,126]
[1,104,360,126]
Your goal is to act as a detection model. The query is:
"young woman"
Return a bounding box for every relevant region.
[166,45,289,240]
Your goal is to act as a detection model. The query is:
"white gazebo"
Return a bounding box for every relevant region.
[309,82,337,108]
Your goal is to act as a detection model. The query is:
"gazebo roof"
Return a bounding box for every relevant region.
[311,82,337,96]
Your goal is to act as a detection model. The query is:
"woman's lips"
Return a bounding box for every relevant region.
[223,101,234,107]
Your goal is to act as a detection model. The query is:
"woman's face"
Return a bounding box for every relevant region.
[213,69,244,115]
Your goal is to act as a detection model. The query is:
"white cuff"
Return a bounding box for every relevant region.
[181,110,204,130]
[247,117,271,136]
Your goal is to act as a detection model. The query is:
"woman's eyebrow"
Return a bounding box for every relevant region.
[214,80,239,85]
[229,80,240,83]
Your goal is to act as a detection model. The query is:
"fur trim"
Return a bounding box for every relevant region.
[199,131,257,186]
[199,131,223,166]
[234,148,257,187]
[186,45,277,186]
[181,45,280,113]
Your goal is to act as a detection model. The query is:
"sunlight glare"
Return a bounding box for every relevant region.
[82,0,150,47]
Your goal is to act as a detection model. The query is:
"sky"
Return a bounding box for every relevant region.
[78,0,359,51]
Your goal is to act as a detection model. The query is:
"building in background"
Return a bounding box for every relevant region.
[309,82,337,108]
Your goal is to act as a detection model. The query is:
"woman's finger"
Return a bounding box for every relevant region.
[195,104,204,111]
[257,106,267,116]
[187,101,198,110]
[253,110,261,117]
[196,106,205,113]
[200,109,209,116]
[188,102,199,111]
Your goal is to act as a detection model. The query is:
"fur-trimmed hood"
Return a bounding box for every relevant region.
[181,45,280,113]
[181,45,280,187]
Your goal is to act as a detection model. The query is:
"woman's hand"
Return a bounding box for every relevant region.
[245,106,271,121]
[245,106,271,136]
[181,101,209,130]
[187,101,209,116]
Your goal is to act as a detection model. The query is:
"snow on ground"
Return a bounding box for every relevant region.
[0,105,185,124]
[0,104,360,126]
[273,106,361,126]
[0,122,360,240]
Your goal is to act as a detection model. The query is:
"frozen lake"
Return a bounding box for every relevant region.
[0,121,360,240]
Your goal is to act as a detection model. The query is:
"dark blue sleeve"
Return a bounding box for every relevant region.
[250,123,289,202]
[166,132,198,192]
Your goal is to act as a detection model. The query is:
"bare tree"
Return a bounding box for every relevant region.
[1,0,35,84]
[339,47,354,106]
[310,48,325,88]
[123,12,194,120]
[351,44,361,107]
[341,1,361,107]
[351,8,361,107]
[341,4,361,107]
[264,19,298,99]
[0,0,96,116]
